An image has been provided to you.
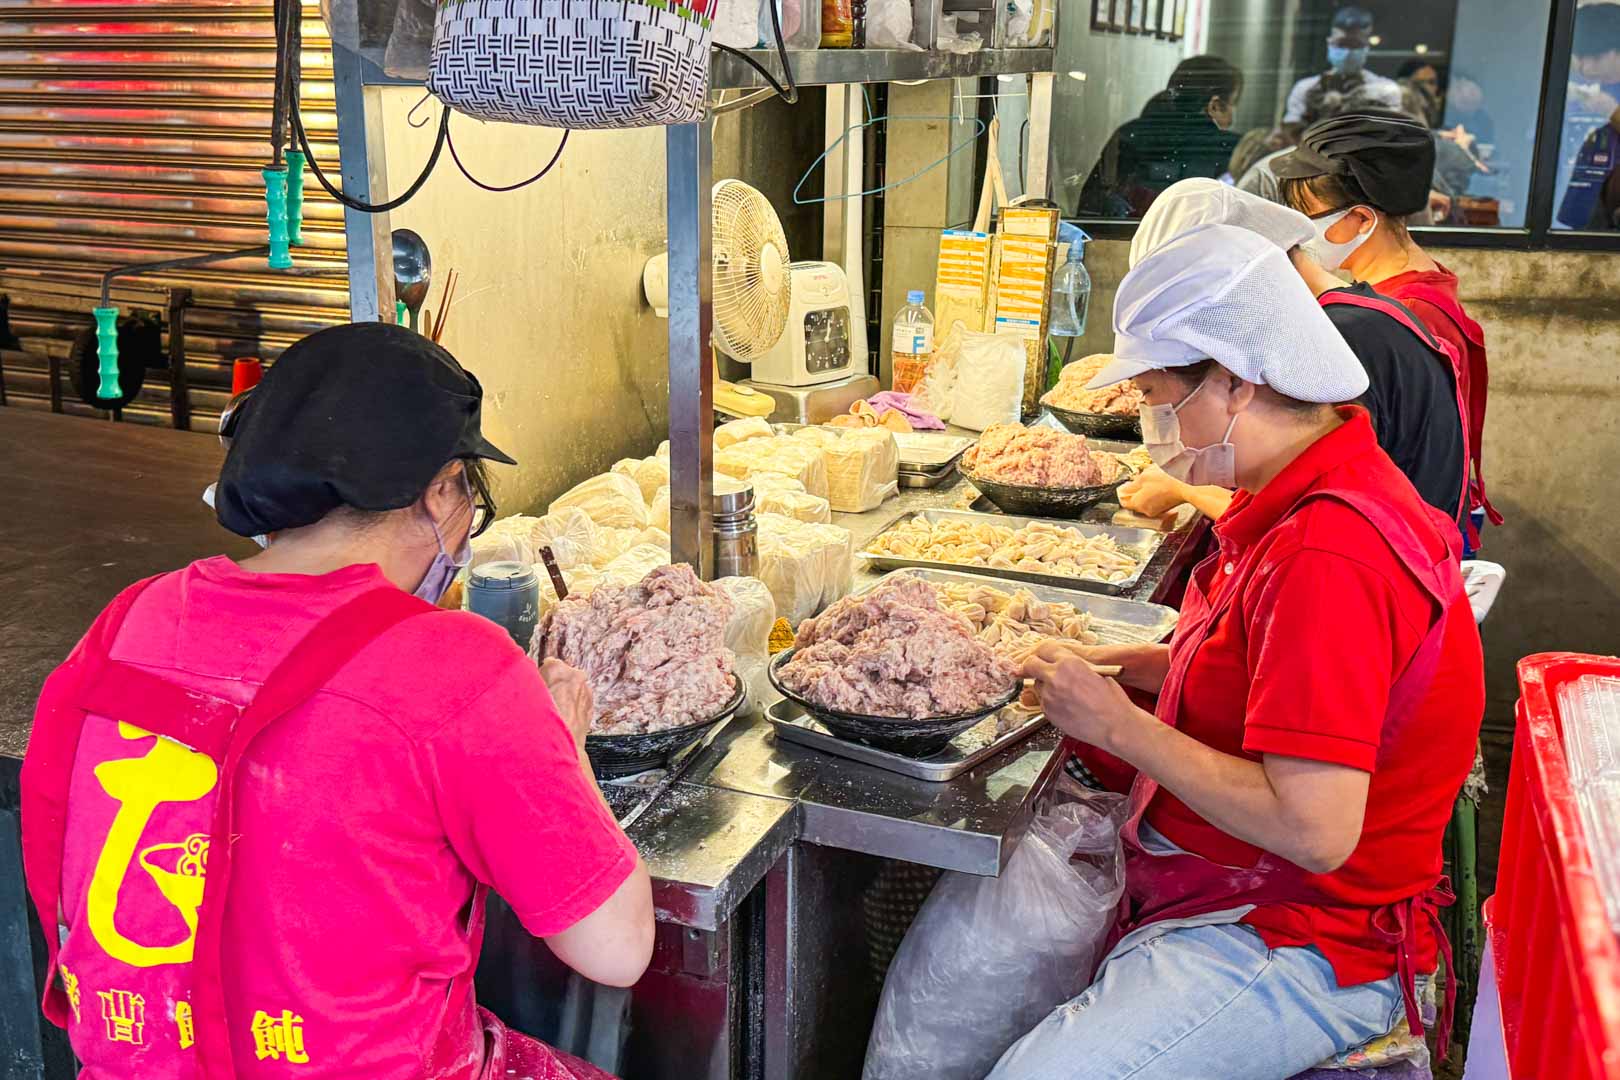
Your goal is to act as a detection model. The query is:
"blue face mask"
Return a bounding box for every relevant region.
[1328,45,1369,74]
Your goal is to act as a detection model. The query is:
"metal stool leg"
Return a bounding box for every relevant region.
[1443,792,1481,1046]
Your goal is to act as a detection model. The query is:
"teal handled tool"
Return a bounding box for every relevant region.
[92,306,120,400]
[284,149,306,246]
[262,166,292,269]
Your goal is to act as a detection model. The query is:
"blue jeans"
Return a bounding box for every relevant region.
[985,922,1406,1080]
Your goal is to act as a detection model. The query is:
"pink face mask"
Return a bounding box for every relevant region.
[1138,374,1240,489]
[413,476,474,604]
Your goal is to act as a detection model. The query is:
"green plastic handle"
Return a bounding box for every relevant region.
[93,306,120,401]
[262,166,292,269]
[396,299,408,325]
[284,150,306,246]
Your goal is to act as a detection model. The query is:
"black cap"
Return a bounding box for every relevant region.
[1272,111,1436,216]
[215,322,514,538]
[1331,6,1374,32]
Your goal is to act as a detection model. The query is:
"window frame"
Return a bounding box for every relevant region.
[1063,0,1620,252]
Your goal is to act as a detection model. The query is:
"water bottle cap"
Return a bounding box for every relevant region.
[907,290,925,304]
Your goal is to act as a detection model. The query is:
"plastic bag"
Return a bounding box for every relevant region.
[713,0,764,47]
[715,576,776,660]
[949,330,1027,432]
[910,323,962,422]
[471,515,541,568]
[865,0,916,48]
[611,456,671,504]
[529,508,606,571]
[715,416,776,451]
[320,0,435,80]
[549,473,649,530]
[862,782,1127,1080]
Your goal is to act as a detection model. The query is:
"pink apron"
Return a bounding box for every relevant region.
[1319,290,1473,532]
[21,577,612,1080]
[1115,488,1465,1057]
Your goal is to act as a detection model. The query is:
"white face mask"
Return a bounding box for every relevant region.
[1138,374,1241,489]
[1304,207,1374,272]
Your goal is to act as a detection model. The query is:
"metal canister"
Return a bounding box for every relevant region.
[466,561,541,651]
[712,478,758,579]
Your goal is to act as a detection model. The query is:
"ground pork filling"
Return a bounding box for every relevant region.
[537,563,737,735]
[779,576,1018,719]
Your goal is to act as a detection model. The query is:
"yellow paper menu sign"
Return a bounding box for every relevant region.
[990,234,1057,415]
[933,229,992,334]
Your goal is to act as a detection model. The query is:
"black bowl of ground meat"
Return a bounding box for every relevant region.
[585,675,748,778]
[768,650,1019,757]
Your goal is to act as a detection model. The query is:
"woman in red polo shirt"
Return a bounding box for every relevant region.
[1273,111,1501,547]
[989,226,1483,1080]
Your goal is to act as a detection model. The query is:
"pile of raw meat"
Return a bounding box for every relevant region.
[1041,353,1145,416]
[535,564,736,735]
[962,424,1123,488]
[778,576,1017,719]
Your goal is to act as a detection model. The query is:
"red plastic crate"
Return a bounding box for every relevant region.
[1498,653,1620,1079]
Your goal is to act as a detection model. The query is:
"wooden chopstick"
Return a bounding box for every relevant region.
[431,269,459,343]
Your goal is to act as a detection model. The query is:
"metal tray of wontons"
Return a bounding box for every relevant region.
[859,509,1166,596]
[862,568,1179,646]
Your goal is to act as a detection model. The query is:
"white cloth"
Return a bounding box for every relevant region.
[1129,178,1314,267]
[1094,223,1369,404]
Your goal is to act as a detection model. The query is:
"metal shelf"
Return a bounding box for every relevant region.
[712,47,1055,90]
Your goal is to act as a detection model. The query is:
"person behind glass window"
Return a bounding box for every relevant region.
[1283,6,1403,127]
[1396,59,1445,128]
[1076,55,1243,219]
[1557,2,1620,229]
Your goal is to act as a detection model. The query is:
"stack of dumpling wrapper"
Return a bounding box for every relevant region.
[788,426,898,512]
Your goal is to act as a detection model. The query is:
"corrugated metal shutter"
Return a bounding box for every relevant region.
[0,0,348,428]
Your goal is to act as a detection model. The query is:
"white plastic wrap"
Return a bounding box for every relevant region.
[471,515,540,568]
[757,513,828,624]
[611,456,671,504]
[591,526,640,568]
[633,525,671,551]
[799,520,855,607]
[649,486,672,532]
[529,508,606,571]
[949,330,1028,432]
[793,427,899,512]
[911,324,962,422]
[715,576,776,659]
[715,437,830,500]
[714,416,775,450]
[712,0,763,46]
[599,543,671,587]
[760,487,832,524]
[863,783,1127,1080]
[549,472,649,530]
[864,0,915,48]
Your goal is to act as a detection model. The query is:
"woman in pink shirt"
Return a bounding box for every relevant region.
[22,323,653,1079]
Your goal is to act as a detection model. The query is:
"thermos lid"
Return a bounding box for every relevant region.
[712,475,755,517]
[469,560,538,590]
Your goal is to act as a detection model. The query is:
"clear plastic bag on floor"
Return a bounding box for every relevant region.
[862,779,1127,1080]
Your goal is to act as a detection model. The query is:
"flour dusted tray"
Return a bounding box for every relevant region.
[858,509,1167,596]
[765,697,1048,781]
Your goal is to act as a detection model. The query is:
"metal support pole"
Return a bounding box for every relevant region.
[822,87,869,370]
[1026,72,1054,202]
[332,43,395,322]
[666,121,715,579]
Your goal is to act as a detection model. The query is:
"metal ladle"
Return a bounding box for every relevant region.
[392,228,432,332]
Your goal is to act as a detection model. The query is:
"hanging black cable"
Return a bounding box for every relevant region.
[280,0,448,214]
[446,120,571,192]
[713,0,798,105]
[268,0,291,164]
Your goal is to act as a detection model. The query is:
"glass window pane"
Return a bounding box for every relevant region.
[1553,1,1620,232]
[1054,0,1552,230]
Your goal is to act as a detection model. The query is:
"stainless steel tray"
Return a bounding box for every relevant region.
[897,460,960,489]
[858,508,1166,595]
[861,567,1179,645]
[766,697,1048,781]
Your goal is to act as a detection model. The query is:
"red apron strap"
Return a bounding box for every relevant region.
[1319,290,1473,529]
[188,586,434,1079]
[1381,280,1501,531]
[20,574,165,1027]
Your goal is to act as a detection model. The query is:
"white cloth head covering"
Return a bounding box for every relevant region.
[1129,178,1315,267]
[1091,223,1369,404]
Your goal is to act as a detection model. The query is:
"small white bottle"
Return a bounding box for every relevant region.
[891,290,935,394]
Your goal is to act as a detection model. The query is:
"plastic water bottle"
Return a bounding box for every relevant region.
[891,290,935,394]
[1049,226,1092,338]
